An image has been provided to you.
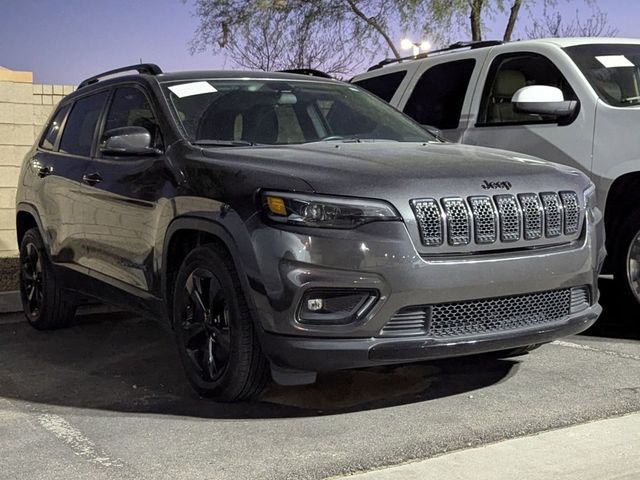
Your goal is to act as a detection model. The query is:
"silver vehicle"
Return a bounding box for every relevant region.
[352,37,640,309]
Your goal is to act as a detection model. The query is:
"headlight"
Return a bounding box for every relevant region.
[262,191,401,228]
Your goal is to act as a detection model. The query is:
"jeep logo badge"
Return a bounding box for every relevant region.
[481,180,513,190]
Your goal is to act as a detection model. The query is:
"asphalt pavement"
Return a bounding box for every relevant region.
[0,282,638,480]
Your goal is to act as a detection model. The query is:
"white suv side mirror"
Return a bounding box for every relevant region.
[512,85,579,118]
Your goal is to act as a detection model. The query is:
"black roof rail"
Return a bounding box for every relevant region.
[366,40,503,71]
[278,68,333,79]
[78,63,163,89]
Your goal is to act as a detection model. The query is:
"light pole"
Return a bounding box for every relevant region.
[400,38,431,56]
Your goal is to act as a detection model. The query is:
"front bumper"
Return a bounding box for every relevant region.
[261,304,601,371]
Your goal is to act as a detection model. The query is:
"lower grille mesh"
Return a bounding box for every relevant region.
[381,287,590,338]
[429,289,571,338]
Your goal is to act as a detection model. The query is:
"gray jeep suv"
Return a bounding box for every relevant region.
[16,64,604,401]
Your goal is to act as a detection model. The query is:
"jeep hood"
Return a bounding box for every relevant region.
[201,141,590,199]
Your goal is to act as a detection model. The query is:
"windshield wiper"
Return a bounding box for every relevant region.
[621,96,640,104]
[193,139,258,147]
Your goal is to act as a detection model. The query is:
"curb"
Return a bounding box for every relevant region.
[0,291,21,314]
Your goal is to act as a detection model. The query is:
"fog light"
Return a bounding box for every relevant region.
[298,289,379,325]
[307,298,324,311]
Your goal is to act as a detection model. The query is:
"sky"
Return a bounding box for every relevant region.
[0,0,639,85]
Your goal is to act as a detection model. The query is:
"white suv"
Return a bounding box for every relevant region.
[352,37,640,310]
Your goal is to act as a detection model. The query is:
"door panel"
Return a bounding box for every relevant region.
[81,156,169,291]
[80,85,172,292]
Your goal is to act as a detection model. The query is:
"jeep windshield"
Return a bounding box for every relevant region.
[565,44,640,107]
[161,78,434,145]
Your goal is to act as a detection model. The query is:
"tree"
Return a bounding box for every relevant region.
[186,0,403,75]
[402,0,530,43]
[526,6,618,38]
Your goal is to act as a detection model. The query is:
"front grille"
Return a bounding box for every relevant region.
[412,191,582,249]
[380,286,591,338]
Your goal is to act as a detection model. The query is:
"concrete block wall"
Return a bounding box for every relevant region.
[0,67,75,257]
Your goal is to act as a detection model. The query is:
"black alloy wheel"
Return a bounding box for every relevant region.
[19,227,75,330]
[179,268,232,383]
[172,245,269,401]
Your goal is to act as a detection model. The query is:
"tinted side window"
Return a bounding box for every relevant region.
[40,104,70,151]
[403,59,476,130]
[353,71,407,102]
[103,87,161,147]
[59,92,109,157]
[478,53,577,125]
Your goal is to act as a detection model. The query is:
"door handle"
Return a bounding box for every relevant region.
[37,166,53,178]
[82,172,103,185]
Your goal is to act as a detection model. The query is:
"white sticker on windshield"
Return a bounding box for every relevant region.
[595,55,635,68]
[168,81,217,98]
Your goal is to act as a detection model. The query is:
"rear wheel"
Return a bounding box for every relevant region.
[172,245,269,401]
[19,228,76,330]
[612,209,640,313]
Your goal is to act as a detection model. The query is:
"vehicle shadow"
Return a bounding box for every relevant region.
[583,278,640,341]
[0,310,518,419]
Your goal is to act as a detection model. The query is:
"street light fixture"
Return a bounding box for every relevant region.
[401,38,431,56]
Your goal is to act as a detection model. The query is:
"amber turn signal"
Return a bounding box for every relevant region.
[266,196,287,216]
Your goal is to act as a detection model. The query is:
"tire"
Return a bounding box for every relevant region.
[19,228,76,330]
[612,208,640,313]
[172,244,269,401]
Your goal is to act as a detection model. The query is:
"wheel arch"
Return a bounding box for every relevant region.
[15,203,49,253]
[603,172,640,269]
[161,216,260,327]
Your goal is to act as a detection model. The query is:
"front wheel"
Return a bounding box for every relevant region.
[172,245,269,401]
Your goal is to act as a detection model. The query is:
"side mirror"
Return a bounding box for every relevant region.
[100,126,161,156]
[512,85,579,118]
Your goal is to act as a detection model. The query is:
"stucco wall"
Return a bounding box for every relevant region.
[0,67,75,257]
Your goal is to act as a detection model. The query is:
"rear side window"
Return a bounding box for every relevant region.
[403,59,476,130]
[353,71,407,102]
[59,91,109,157]
[103,87,162,148]
[40,104,70,151]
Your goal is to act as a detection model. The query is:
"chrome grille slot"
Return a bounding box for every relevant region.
[518,193,543,240]
[494,194,521,242]
[412,199,443,246]
[541,192,563,237]
[428,289,571,338]
[468,196,497,244]
[560,191,580,235]
[442,198,470,246]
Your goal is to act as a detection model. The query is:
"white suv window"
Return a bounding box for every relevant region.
[352,71,407,102]
[478,53,577,126]
[403,59,476,130]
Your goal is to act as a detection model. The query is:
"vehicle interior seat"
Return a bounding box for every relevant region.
[489,69,528,123]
